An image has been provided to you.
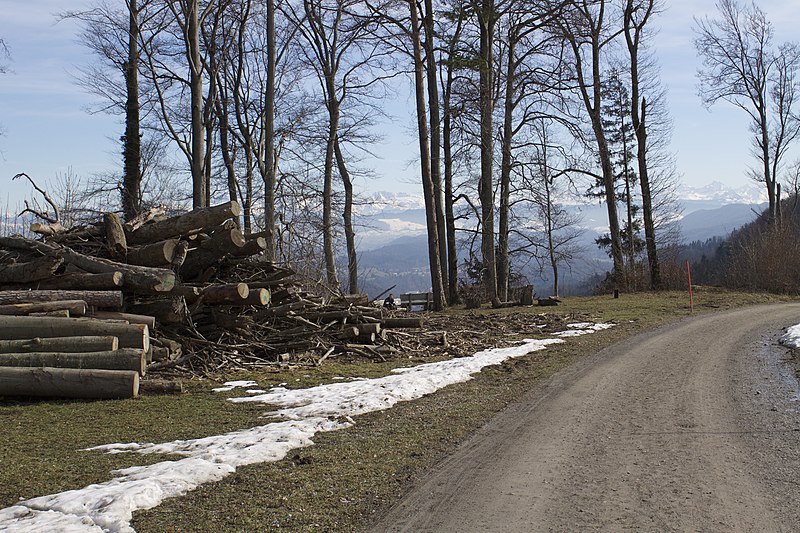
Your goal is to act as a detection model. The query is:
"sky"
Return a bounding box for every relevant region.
[1,0,800,209]
[0,322,611,531]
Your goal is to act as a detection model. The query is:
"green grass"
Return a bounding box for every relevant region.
[1,289,795,531]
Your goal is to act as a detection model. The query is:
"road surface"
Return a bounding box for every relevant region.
[371,303,800,532]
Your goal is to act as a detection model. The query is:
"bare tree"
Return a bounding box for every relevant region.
[61,1,166,219]
[624,0,662,288]
[548,0,625,286]
[521,121,582,297]
[408,0,447,309]
[695,0,800,224]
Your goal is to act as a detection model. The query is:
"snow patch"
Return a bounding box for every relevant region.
[0,324,613,533]
[779,324,800,349]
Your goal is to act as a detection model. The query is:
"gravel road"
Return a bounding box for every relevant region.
[371,303,800,532]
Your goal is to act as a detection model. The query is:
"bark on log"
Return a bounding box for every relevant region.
[0,300,88,316]
[0,237,174,292]
[29,310,71,317]
[125,239,180,267]
[170,284,202,301]
[180,228,245,279]
[104,213,128,257]
[138,379,184,395]
[243,288,270,306]
[0,349,146,376]
[339,326,360,339]
[0,290,123,309]
[126,200,240,245]
[358,323,382,336]
[88,311,156,329]
[123,206,166,232]
[0,255,64,284]
[0,316,149,350]
[381,317,424,329]
[30,222,68,236]
[254,301,306,319]
[126,299,185,325]
[231,237,267,258]
[0,367,139,399]
[170,241,189,267]
[202,283,249,304]
[0,336,119,354]
[32,272,123,290]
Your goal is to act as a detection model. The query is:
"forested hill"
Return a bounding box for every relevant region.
[688,194,800,293]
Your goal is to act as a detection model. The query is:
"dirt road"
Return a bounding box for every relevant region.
[371,304,800,532]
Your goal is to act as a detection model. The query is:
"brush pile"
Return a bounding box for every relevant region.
[0,201,431,397]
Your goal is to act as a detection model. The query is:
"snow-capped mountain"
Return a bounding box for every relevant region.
[358,181,769,249]
[677,181,767,207]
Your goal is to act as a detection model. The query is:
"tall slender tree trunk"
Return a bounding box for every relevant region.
[478,0,498,304]
[334,137,358,294]
[188,0,207,208]
[263,0,277,260]
[322,88,340,291]
[497,29,516,302]
[122,0,142,221]
[442,10,464,305]
[409,0,446,311]
[215,93,239,221]
[624,0,660,288]
[422,0,449,301]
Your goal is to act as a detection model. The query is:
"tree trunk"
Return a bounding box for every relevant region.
[478,0,498,303]
[0,367,139,399]
[29,272,123,291]
[125,200,240,244]
[104,212,128,258]
[88,311,156,329]
[422,0,449,300]
[122,0,142,220]
[125,239,181,267]
[0,300,87,317]
[623,2,661,289]
[180,227,245,279]
[0,316,149,351]
[0,254,64,284]
[263,0,277,261]
[0,349,146,377]
[0,336,119,354]
[0,290,122,309]
[442,18,463,304]
[188,0,206,209]
[334,136,358,294]
[202,282,249,304]
[322,82,340,291]
[408,0,446,311]
[497,29,516,302]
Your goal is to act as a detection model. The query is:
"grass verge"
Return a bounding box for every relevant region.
[0,289,795,531]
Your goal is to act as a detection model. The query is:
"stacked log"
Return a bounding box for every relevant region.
[0,200,426,397]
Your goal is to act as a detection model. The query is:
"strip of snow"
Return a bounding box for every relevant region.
[779,324,800,349]
[0,326,613,533]
[210,380,258,392]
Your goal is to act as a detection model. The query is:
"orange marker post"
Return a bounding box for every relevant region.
[686,259,694,314]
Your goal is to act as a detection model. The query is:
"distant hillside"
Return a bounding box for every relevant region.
[351,182,770,297]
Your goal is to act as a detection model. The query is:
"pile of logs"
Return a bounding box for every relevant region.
[0,201,424,398]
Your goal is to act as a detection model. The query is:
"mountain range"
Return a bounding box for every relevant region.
[354,181,769,297]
